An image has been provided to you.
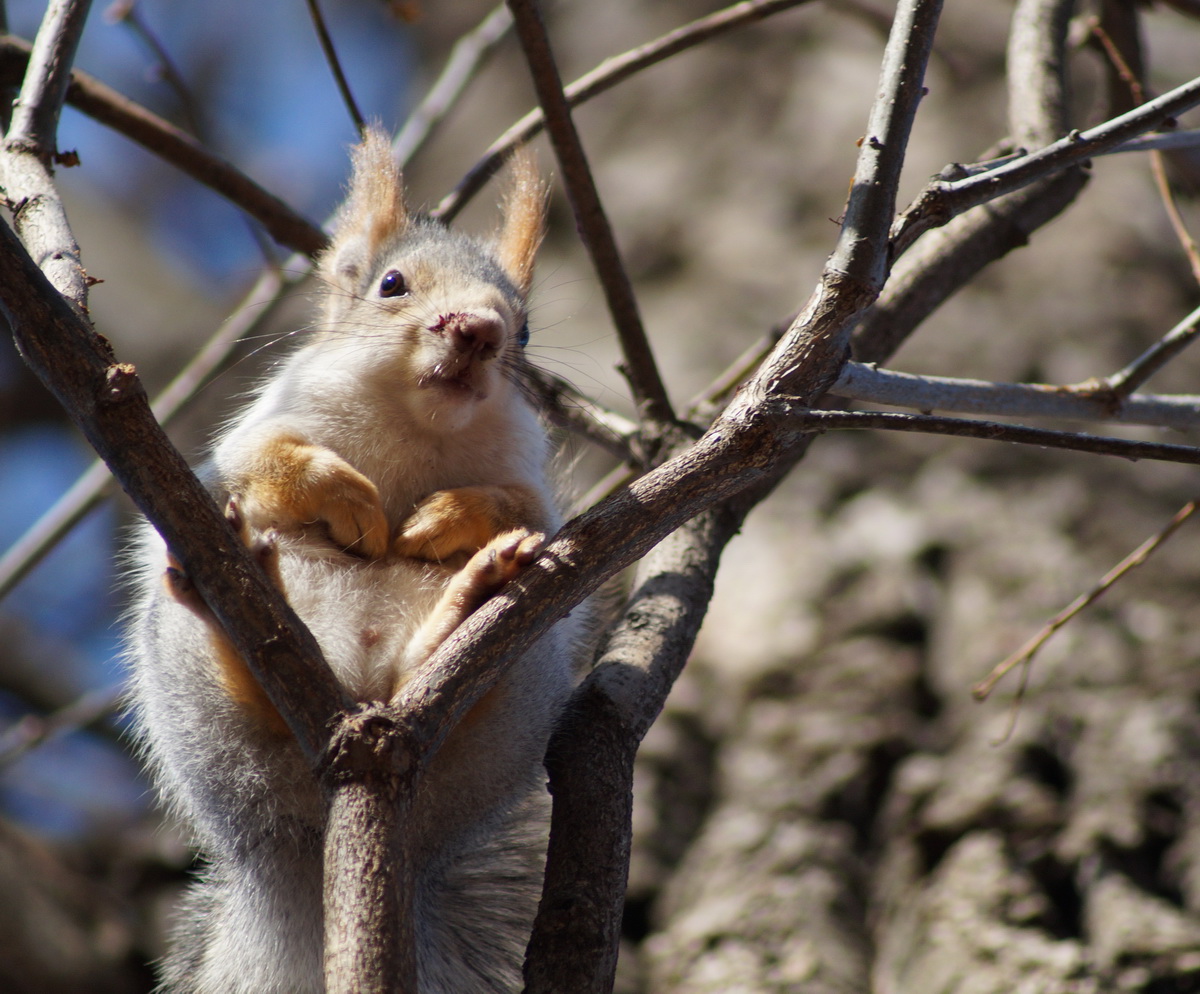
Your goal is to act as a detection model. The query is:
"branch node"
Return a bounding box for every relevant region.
[100,362,143,405]
[322,704,416,789]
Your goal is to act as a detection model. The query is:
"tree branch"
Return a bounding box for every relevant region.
[434,0,814,224]
[891,73,1200,257]
[505,0,674,429]
[854,0,1086,364]
[0,36,326,256]
[0,267,291,601]
[1100,301,1200,398]
[393,3,512,167]
[6,0,88,150]
[791,407,1200,465]
[831,361,1200,431]
[2,0,92,313]
[305,0,366,135]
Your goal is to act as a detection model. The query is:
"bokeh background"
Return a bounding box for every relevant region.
[3,0,1200,990]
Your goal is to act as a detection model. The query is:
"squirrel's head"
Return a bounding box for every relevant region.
[315,128,547,427]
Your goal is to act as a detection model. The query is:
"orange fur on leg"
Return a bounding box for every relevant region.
[393,484,548,563]
[232,433,390,558]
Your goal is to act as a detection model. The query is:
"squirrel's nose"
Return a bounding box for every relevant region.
[430,311,503,358]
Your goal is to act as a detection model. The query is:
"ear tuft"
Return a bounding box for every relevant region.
[319,127,409,290]
[495,149,548,299]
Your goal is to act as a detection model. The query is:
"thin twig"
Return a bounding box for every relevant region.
[505,0,674,429]
[106,1,280,265]
[827,0,942,288]
[791,407,1200,466]
[105,0,204,135]
[974,500,1198,700]
[0,684,121,766]
[831,362,1200,431]
[393,3,512,167]
[305,0,366,135]
[522,365,641,463]
[1088,16,1200,284]
[1098,301,1200,399]
[435,0,813,223]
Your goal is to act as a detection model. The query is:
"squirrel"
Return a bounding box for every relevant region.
[125,129,583,994]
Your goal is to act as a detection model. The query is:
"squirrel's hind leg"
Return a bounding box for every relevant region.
[400,528,543,672]
[162,498,292,738]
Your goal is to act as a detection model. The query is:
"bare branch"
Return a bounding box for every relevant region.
[831,362,1200,431]
[854,0,1086,364]
[891,74,1200,257]
[505,0,674,428]
[305,0,366,135]
[790,408,1200,466]
[0,684,120,766]
[435,0,814,223]
[393,3,512,167]
[1100,301,1200,398]
[0,37,326,256]
[1113,129,1200,153]
[526,506,739,993]
[522,365,641,463]
[2,0,93,313]
[323,711,415,994]
[106,0,205,136]
[974,500,1198,699]
[7,0,89,149]
[747,0,943,406]
[827,0,942,288]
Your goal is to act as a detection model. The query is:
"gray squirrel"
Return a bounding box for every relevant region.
[125,129,582,993]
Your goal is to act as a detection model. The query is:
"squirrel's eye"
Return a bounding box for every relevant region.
[379,270,408,298]
[517,321,530,348]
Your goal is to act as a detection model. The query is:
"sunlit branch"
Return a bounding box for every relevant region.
[832,362,1200,432]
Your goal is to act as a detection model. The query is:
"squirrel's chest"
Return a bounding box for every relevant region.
[275,547,450,700]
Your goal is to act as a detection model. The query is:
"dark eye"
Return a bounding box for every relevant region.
[517,321,530,348]
[379,269,408,297]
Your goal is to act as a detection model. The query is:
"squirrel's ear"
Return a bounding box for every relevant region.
[495,149,547,299]
[320,127,409,289]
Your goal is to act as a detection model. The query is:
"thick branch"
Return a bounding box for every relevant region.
[323,709,416,994]
[505,0,673,427]
[0,267,291,600]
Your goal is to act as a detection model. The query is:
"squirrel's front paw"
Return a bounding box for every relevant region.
[393,485,542,562]
[234,441,390,559]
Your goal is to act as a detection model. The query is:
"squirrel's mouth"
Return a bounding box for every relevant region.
[417,361,490,400]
